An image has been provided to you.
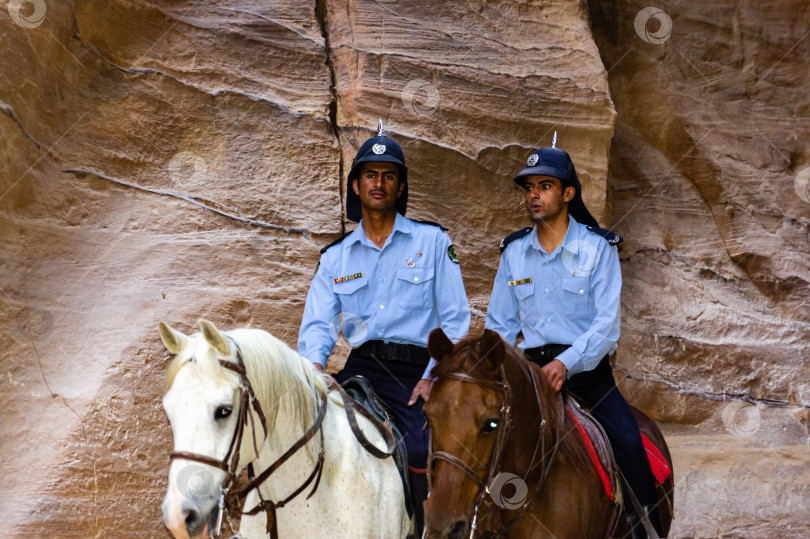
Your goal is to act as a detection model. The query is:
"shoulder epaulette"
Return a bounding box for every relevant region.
[499,227,532,253]
[585,226,623,246]
[410,219,448,231]
[319,232,350,255]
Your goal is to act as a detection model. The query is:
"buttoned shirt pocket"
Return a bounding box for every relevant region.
[332,275,368,314]
[561,277,591,318]
[395,267,434,310]
[511,280,535,302]
[509,280,535,324]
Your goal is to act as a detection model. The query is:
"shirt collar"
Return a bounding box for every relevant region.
[345,212,413,249]
[527,214,580,257]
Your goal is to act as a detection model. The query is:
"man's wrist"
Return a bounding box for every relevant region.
[555,354,574,378]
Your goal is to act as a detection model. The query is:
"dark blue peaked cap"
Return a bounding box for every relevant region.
[346,120,408,223]
[514,134,599,229]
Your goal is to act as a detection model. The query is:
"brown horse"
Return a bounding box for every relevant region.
[422,329,674,539]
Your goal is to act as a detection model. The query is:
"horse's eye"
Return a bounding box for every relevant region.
[214,406,232,420]
[482,419,499,434]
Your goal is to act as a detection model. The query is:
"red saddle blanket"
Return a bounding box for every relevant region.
[565,406,672,501]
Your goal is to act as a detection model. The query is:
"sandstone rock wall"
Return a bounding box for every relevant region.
[0,0,806,537]
[589,1,810,534]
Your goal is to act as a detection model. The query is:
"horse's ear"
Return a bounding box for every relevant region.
[479,329,506,370]
[159,322,189,355]
[428,327,454,362]
[199,319,229,356]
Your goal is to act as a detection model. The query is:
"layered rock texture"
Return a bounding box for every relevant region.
[0,0,807,537]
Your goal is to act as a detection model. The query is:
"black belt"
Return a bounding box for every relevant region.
[525,343,571,365]
[352,340,430,365]
[525,345,615,390]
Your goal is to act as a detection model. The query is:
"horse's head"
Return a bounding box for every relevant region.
[159,319,259,539]
[423,328,513,539]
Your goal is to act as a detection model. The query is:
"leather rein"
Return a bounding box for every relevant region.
[169,343,396,539]
[426,358,564,538]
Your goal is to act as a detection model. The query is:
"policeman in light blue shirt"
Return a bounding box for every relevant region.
[298,122,470,536]
[485,137,662,539]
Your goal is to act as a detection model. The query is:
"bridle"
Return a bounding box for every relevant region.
[169,343,328,539]
[426,358,564,538]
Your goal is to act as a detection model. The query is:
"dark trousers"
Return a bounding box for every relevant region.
[334,353,429,469]
[334,352,429,536]
[525,351,658,511]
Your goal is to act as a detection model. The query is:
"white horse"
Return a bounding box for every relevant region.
[160,319,410,539]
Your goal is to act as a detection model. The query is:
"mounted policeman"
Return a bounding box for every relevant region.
[485,134,667,538]
[298,120,471,537]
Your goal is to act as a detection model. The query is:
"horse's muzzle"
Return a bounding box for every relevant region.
[426,519,469,539]
[162,496,217,539]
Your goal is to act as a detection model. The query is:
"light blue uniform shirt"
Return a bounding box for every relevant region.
[298,213,471,379]
[485,215,621,377]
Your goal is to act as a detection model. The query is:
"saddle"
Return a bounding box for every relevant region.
[340,375,413,518]
[563,392,673,538]
[563,393,622,503]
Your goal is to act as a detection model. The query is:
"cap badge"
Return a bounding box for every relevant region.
[372,143,386,155]
[527,154,539,167]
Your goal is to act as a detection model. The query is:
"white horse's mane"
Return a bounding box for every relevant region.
[167,327,334,439]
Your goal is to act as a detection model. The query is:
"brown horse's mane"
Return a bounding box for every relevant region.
[431,334,594,476]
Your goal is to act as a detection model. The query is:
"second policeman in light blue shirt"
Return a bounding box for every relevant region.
[485,138,662,538]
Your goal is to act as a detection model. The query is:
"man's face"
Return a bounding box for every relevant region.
[522,175,575,223]
[352,162,404,214]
